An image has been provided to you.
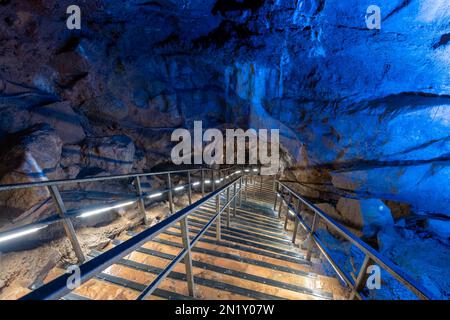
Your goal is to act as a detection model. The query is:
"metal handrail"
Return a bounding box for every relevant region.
[20,176,243,300]
[0,166,234,192]
[0,165,242,263]
[274,180,435,300]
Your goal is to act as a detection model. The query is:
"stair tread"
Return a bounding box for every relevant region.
[30,178,346,301]
[102,243,334,299]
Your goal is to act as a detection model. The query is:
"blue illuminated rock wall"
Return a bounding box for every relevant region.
[0,1,449,225]
[0,0,449,298]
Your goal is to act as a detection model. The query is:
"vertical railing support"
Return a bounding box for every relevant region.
[187,171,192,205]
[215,192,221,241]
[238,177,242,208]
[233,182,237,217]
[48,185,85,263]
[277,187,283,218]
[292,219,299,244]
[306,212,319,261]
[212,170,215,191]
[226,187,231,228]
[244,175,248,202]
[167,173,174,214]
[350,255,373,300]
[292,201,302,244]
[180,217,195,297]
[201,170,205,197]
[284,193,292,230]
[135,176,148,225]
[273,182,278,211]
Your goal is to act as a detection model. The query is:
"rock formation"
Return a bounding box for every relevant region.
[0,0,449,299]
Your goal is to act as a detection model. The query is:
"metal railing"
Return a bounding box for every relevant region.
[20,175,244,300]
[0,166,241,264]
[1,165,434,300]
[273,180,435,300]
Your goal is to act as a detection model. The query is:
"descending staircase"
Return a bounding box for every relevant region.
[43,181,346,300]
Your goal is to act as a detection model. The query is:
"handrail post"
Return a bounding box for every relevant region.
[226,187,231,228]
[277,186,283,218]
[244,175,248,202]
[180,217,195,297]
[292,201,301,244]
[212,170,215,191]
[215,192,221,241]
[201,169,205,197]
[284,193,292,230]
[273,181,278,210]
[238,176,242,207]
[135,176,148,225]
[48,185,85,263]
[187,171,192,205]
[233,182,237,217]
[167,173,174,214]
[350,255,373,300]
[306,212,319,261]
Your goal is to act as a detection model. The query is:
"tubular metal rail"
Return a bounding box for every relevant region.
[19,175,244,300]
[0,166,240,264]
[0,166,436,300]
[273,180,435,300]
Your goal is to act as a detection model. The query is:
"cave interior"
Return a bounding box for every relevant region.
[0,0,449,300]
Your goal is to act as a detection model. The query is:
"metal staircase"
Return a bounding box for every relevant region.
[0,167,433,300]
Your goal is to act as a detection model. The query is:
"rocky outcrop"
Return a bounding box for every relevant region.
[0,124,62,213]
[427,219,450,240]
[336,198,394,238]
[81,94,129,123]
[0,0,447,232]
[83,135,135,175]
[29,101,86,144]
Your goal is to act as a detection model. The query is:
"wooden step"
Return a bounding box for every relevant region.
[25,179,346,301]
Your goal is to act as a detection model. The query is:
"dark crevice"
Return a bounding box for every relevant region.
[383,0,412,21]
[212,0,265,16]
[297,155,450,173]
[433,33,450,49]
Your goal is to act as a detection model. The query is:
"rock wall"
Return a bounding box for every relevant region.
[1,2,449,226]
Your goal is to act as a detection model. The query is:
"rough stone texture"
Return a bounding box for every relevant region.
[0,124,62,213]
[29,101,86,144]
[83,136,135,175]
[81,94,129,123]
[0,0,449,298]
[336,198,394,237]
[427,219,450,240]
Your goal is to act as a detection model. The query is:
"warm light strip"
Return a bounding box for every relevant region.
[215,180,221,183]
[174,186,184,191]
[79,201,135,218]
[0,226,47,244]
[205,180,211,184]
[253,168,258,172]
[235,170,241,174]
[244,169,250,172]
[192,182,200,186]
